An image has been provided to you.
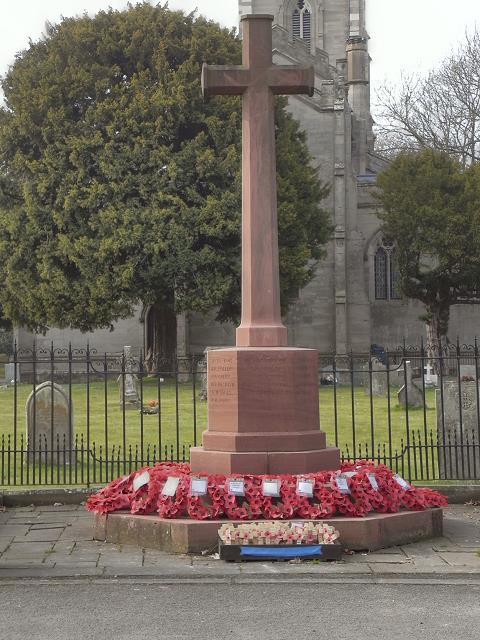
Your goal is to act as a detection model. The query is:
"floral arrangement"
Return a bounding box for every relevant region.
[218,521,340,546]
[86,460,448,520]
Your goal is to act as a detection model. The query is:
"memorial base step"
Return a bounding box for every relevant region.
[94,508,443,555]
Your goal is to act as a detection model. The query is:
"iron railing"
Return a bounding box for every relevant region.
[0,340,479,487]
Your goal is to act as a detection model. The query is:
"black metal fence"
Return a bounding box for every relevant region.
[1,341,480,487]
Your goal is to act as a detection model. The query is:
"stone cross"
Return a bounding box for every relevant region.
[202,14,314,347]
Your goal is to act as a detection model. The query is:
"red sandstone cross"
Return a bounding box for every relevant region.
[202,14,314,348]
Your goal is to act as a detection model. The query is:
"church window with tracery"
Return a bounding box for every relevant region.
[374,238,401,300]
[292,1,312,46]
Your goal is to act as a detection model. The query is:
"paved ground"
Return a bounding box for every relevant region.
[1,583,479,640]
[0,503,480,581]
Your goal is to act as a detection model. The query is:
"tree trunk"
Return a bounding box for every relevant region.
[144,302,177,374]
[426,303,450,376]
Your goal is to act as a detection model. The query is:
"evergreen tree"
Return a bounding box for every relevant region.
[0,3,331,350]
[376,149,480,356]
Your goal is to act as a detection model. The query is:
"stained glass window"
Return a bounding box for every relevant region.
[293,1,312,46]
[374,247,388,300]
[374,239,402,300]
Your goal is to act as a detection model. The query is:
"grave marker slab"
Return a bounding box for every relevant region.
[437,380,480,479]
[398,361,425,408]
[25,381,73,463]
[117,346,139,410]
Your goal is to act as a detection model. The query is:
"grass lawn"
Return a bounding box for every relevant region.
[0,377,440,486]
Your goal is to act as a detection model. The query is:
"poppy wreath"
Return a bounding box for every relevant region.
[186,475,225,520]
[222,476,253,520]
[261,476,297,520]
[157,475,190,519]
[86,471,135,514]
[85,461,448,519]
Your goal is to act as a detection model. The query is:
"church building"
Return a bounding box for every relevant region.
[15,0,480,357]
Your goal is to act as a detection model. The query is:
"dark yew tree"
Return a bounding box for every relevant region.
[0,3,331,361]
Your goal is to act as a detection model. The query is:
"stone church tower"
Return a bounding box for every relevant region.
[16,0,480,356]
[235,0,377,353]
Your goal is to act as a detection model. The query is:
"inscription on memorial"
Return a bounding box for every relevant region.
[208,356,236,405]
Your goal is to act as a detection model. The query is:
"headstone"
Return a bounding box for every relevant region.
[25,381,73,463]
[117,346,139,410]
[198,349,209,401]
[424,363,438,387]
[397,361,425,408]
[4,363,19,384]
[320,365,337,386]
[437,380,480,479]
[460,365,477,381]
[364,358,387,396]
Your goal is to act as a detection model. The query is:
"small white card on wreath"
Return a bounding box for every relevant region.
[368,474,379,491]
[336,474,350,494]
[296,478,314,497]
[162,476,180,497]
[262,479,281,497]
[132,470,150,492]
[228,479,245,496]
[394,474,411,491]
[190,477,208,496]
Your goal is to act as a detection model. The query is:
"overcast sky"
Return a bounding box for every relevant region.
[1,0,479,101]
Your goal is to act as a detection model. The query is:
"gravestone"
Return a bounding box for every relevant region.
[437,380,480,479]
[117,346,139,410]
[460,365,477,380]
[197,348,212,401]
[4,363,19,384]
[25,381,73,463]
[364,358,387,396]
[424,363,438,387]
[398,361,425,408]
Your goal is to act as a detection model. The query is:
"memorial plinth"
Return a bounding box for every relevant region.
[190,347,340,475]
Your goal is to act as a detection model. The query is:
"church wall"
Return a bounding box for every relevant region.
[323,0,349,63]
[15,312,145,355]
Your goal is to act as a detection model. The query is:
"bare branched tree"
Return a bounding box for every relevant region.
[375,30,480,166]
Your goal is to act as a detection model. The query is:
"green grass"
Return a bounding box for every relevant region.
[0,379,440,487]
[319,385,438,456]
[0,377,206,452]
[0,380,438,453]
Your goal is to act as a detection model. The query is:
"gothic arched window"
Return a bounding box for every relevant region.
[374,238,401,300]
[292,1,312,46]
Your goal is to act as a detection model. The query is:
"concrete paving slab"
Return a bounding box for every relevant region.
[5,518,39,525]
[345,553,410,563]
[28,513,70,523]
[0,558,48,567]
[7,541,54,554]
[0,537,13,553]
[56,529,94,542]
[407,555,449,567]
[36,505,80,512]
[438,552,480,566]
[20,529,63,542]
[0,525,30,537]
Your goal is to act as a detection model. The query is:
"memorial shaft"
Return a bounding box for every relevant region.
[202,15,314,347]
